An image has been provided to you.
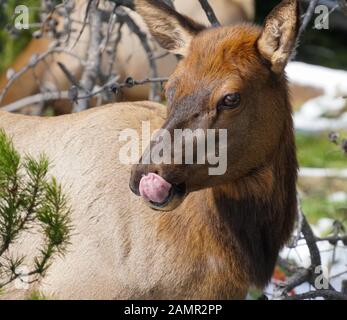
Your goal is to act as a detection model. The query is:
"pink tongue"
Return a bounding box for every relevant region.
[139,173,172,204]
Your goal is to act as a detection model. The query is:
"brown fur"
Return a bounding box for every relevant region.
[1,0,298,299]
[131,0,299,290]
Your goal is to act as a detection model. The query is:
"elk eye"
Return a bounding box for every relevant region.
[218,93,241,110]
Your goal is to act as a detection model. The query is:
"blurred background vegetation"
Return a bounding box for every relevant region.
[1,1,346,72]
[297,131,347,223]
[0,0,41,72]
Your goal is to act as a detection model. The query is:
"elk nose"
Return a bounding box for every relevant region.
[129,180,141,196]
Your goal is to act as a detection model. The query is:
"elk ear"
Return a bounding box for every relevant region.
[135,0,205,56]
[257,0,300,74]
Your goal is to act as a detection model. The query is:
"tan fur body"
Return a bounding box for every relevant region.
[0,104,248,299]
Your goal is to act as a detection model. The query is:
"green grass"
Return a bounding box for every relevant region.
[296,132,347,224]
[27,291,48,300]
[296,132,347,169]
[301,195,347,225]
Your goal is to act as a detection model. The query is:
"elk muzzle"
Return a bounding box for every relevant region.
[129,166,187,211]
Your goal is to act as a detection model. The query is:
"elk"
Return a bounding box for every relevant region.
[0,0,254,112]
[0,0,299,299]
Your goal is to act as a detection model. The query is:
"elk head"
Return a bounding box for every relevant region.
[129,0,300,211]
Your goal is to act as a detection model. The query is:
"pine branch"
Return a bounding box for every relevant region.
[0,129,72,290]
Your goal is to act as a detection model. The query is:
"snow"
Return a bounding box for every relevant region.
[328,192,347,203]
[286,62,347,133]
[300,167,347,179]
[286,62,347,97]
[294,96,347,133]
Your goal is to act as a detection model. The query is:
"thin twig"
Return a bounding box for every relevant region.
[198,0,220,27]
[1,77,168,112]
[1,91,70,112]
[116,7,160,101]
[57,62,84,90]
[298,0,319,38]
[73,1,103,112]
[0,49,85,104]
[69,0,93,50]
[284,289,347,300]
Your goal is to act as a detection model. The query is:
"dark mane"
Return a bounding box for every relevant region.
[212,100,298,287]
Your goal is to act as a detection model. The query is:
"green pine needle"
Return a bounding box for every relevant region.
[0,129,72,290]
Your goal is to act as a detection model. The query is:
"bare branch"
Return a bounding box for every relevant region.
[116,7,160,101]
[1,91,70,113]
[108,0,135,10]
[301,214,322,268]
[274,196,347,300]
[284,289,347,300]
[277,268,310,296]
[69,0,93,50]
[1,77,168,112]
[0,49,85,104]
[198,0,221,27]
[57,62,83,90]
[73,1,103,112]
[299,0,320,38]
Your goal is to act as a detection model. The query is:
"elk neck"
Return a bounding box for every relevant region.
[158,95,298,289]
[209,117,298,287]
